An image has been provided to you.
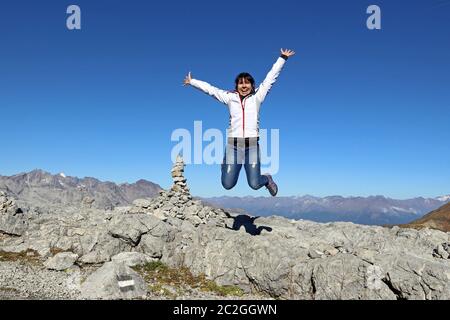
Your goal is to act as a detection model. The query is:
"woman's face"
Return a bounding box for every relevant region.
[237,78,253,96]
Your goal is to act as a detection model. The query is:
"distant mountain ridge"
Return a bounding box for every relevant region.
[203,194,450,226]
[0,169,162,211]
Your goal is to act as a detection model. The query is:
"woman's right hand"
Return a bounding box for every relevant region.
[183,72,192,86]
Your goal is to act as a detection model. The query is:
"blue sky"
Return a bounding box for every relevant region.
[0,0,449,199]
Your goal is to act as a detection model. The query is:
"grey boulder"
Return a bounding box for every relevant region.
[111,252,157,267]
[80,261,147,300]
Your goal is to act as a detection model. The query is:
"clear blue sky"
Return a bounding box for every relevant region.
[1,0,449,199]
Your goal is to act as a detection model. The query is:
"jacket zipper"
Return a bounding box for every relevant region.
[239,94,247,138]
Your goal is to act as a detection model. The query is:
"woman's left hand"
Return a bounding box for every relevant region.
[281,48,296,57]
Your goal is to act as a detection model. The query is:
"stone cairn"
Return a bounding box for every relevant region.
[0,191,27,236]
[76,185,95,209]
[171,154,189,193]
[128,155,230,227]
[0,191,21,215]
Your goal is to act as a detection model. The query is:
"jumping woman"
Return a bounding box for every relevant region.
[183,48,295,196]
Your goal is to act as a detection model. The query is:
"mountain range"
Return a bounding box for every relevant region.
[201,194,450,225]
[0,169,162,211]
[0,169,448,226]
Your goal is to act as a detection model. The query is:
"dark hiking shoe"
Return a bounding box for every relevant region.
[264,174,278,197]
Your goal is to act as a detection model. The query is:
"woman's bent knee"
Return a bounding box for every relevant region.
[248,179,261,190]
[222,179,236,190]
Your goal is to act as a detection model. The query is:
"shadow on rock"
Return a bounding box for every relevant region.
[227,215,272,236]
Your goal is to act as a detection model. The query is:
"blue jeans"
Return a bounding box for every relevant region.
[221,138,269,190]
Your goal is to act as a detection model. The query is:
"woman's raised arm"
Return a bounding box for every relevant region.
[255,48,295,103]
[184,72,232,105]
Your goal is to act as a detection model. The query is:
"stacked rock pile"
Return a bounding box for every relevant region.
[127,155,230,227]
[171,154,189,193]
[0,191,27,236]
[0,191,20,215]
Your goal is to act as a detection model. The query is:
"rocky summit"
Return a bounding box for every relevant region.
[0,161,449,300]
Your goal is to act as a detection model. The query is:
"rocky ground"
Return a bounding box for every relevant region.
[0,259,268,300]
[1,157,449,300]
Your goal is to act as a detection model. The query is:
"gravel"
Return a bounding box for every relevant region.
[0,261,82,300]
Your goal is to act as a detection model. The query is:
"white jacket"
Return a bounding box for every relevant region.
[190,56,287,138]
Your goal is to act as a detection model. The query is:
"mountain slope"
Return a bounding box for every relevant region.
[0,169,162,210]
[402,202,450,232]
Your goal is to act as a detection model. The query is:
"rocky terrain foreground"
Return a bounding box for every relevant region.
[1,157,449,300]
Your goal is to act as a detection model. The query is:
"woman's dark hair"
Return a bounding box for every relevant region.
[235,72,255,92]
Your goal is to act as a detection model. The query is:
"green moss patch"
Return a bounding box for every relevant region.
[133,261,244,298]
